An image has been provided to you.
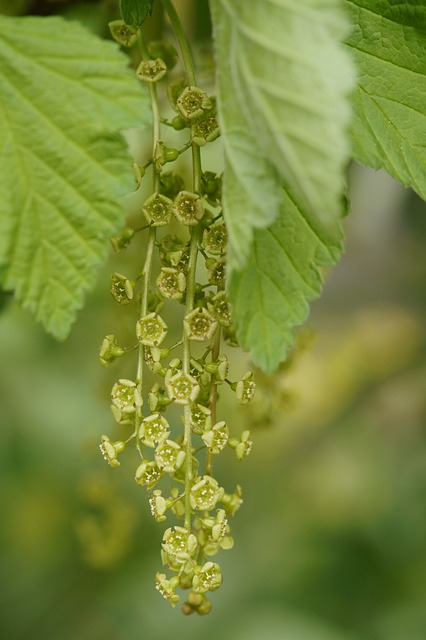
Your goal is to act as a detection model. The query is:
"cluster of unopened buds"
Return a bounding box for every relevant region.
[99,20,255,615]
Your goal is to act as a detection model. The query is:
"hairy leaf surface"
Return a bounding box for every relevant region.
[210,0,355,270]
[229,188,343,372]
[346,0,426,200]
[0,15,150,338]
[120,0,156,27]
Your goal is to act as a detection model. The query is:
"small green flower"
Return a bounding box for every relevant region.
[184,307,218,341]
[206,257,226,288]
[156,267,186,300]
[136,57,167,82]
[204,354,229,382]
[155,572,180,607]
[111,379,142,424]
[108,19,137,47]
[173,191,204,226]
[207,291,232,328]
[235,371,256,404]
[136,312,168,347]
[142,192,173,227]
[190,475,224,511]
[202,421,229,454]
[167,77,188,110]
[155,439,186,473]
[162,526,198,565]
[176,86,212,120]
[202,221,227,255]
[158,234,189,268]
[192,562,222,593]
[221,485,243,516]
[99,435,125,468]
[144,347,163,374]
[135,461,163,488]
[110,272,134,305]
[99,334,124,367]
[165,370,200,405]
[229,430,253,461]
[190,404,212,434]
[192,116,220,146]
[148,383,173,412]
[149,490,167,522]
[139,413,170,448]
[201,171,222,207]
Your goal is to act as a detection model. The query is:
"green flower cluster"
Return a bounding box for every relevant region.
[100,23,255,615]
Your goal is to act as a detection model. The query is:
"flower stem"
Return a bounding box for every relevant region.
[161,0,203,530]
[134,31,162,454]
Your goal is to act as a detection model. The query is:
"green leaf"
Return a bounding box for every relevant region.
[346,0,426,201]
[119,0,156,27]
[0,15,150,339]
[210,0,355,270]
[228,187,343,373]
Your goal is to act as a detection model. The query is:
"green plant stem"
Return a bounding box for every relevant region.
[205,327,221,475]
[161,0,197,86]
[162,0,204,530]
[134,32,162,455]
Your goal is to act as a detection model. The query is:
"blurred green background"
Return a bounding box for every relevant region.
[1,1,426,638]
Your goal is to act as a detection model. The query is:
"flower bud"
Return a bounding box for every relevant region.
[110,227,135,252]
[159,172,185,200]
[147,40,178,69]
[154,142,180,170]
[201,171,222,207]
